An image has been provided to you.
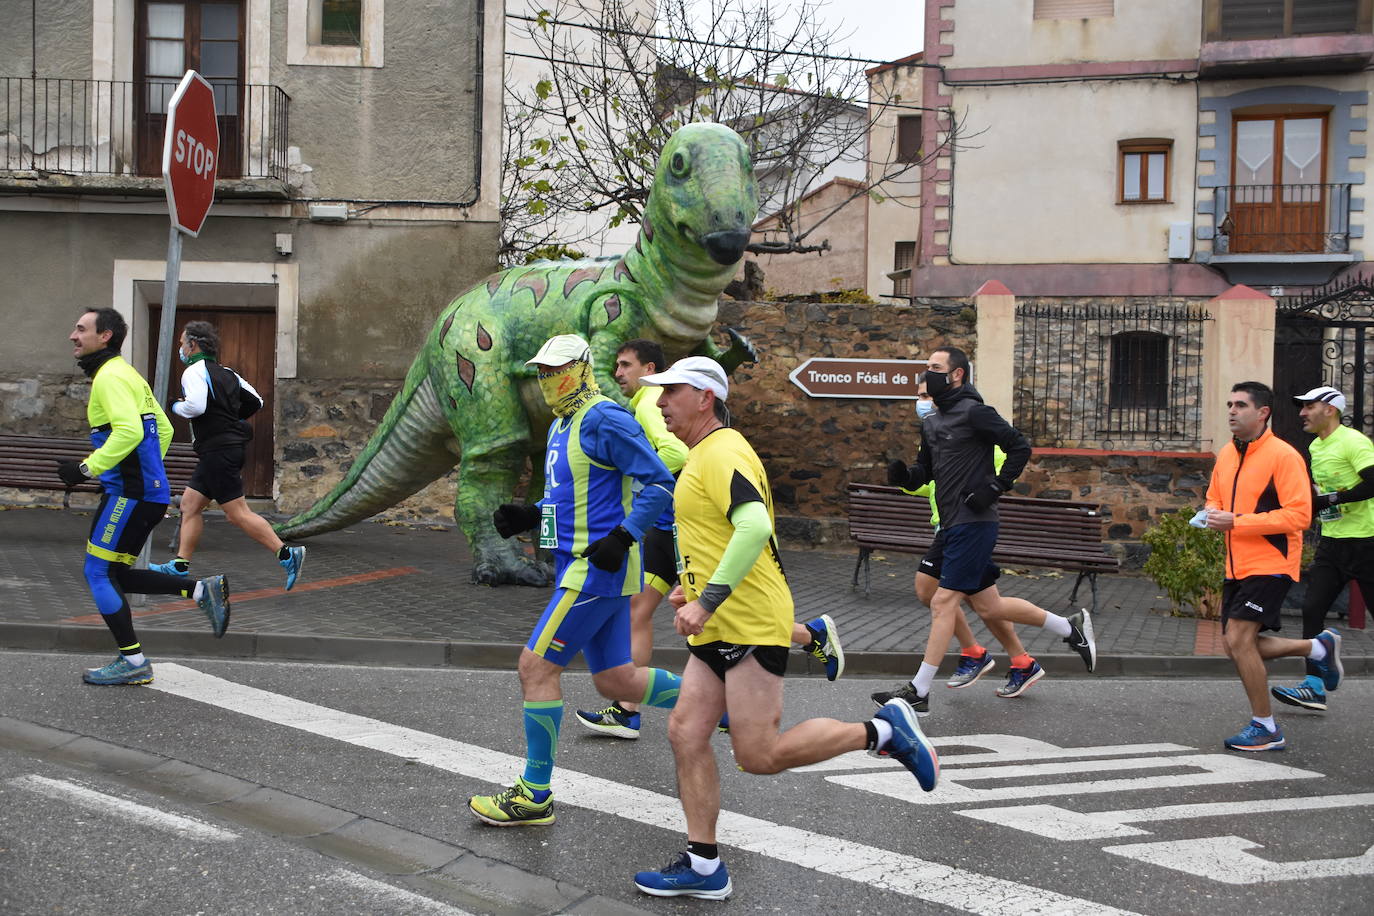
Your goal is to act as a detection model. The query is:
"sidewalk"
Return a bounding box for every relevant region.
[1,506,1369,677]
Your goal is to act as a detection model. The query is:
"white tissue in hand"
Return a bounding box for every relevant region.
[1189,509,1209,528]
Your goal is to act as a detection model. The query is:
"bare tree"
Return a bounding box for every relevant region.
[501,0,959,262]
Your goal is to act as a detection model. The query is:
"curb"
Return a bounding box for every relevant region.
[3,621,1368,679]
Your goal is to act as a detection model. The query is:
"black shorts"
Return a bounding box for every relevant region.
[918,528,1001,594]
[1221,575,1293,633]
[186,447,246,504]
[688,641,789,682]
[642,526,678,593]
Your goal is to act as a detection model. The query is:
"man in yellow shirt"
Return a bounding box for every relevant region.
[628,357,937,901]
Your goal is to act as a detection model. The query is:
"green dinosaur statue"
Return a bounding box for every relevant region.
[276,123,760,585]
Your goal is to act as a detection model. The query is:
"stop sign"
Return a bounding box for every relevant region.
[162,70,219,237]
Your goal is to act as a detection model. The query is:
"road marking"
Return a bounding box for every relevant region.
[1104,835,1374,883]
[149,663,1140,916]
[794,736,1194,772]
[960,793,1374,840]
[323,869,476,915]
[63,566,421,624]
[10,774,239,842]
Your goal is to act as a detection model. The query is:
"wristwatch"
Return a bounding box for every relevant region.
[79,461,91,478]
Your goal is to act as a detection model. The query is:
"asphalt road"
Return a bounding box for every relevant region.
[2,651,1370,915]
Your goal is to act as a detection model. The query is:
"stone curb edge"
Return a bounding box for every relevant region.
[0,714,653,916]
[3,622,1368,678]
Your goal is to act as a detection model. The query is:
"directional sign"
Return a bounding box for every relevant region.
[788,357,926,399]
[162,70,219,237]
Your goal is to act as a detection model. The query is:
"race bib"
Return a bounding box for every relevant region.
[539,504,558,549]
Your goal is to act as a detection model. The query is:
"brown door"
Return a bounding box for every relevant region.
[135,1,245,177]
[1230,115,1326,253]
[148,307,275,499]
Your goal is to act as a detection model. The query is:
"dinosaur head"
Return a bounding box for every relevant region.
[644,124,759,269]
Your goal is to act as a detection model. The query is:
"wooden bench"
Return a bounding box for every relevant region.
[847,482,1120,613]
[0,434,198,510]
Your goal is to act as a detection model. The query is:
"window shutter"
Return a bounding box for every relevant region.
[1033,0,1114,19]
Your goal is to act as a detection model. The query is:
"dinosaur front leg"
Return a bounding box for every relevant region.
[694,326,758,375]
[459,443,554,587]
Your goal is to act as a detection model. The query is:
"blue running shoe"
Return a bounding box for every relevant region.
[947,652,995,689]
[1271,675,1327,711]
[576,704,641,739]
[995,661,1045,698]
[280,545,306,591]
[1313,629,1343,692]
[873,697,939,792]
[149,559,187,576]
[196,574,231,638]
[83,656,153,686]
[803,614,845,681]
[717,712,730,735]
[634,852,732,899]
[1224,720,1285,752]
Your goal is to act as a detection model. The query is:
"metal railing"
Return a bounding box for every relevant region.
[1213,182,1352,254]
[1,77,290,181]
[1013,302,1210,450]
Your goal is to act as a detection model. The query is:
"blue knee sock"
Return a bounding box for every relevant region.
[522,700,563,795]
[641,667,682,709]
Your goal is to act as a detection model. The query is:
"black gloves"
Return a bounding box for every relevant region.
[963,481,1005,512]
[57,459,89,487]
[887,459,913,488]
[581,525,635,572]
[492,503,540,538]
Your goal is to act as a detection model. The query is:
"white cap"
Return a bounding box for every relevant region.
[639,356,729,401]
[1293,385,1346,413]
[526,334,591,368]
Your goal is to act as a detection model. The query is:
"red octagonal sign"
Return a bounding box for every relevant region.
[162,70,219,237]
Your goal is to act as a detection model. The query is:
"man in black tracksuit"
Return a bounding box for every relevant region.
[872,346,1098,717]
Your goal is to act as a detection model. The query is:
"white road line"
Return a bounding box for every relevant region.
[9,774,239,842]
[794,740,1195,773]
[1104,835,1374,883]
[323,869,477,915]
[150,663,1141,916]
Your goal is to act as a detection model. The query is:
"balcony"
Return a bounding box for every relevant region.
[1207,183,1357,285]
[0,77,290,197]
[1201,0,1374,76]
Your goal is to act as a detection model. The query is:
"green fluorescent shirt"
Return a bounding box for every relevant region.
[629,386,688,474]
[1309,424,1374,539]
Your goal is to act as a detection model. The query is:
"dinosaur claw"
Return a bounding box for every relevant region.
[717,327,758,374]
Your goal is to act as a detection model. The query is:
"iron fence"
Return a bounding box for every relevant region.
[1,77,289,181]
[1014,302,1210,450]
[1213,183,1352,254]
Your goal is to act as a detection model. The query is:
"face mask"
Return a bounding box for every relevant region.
[915,399,936,420]
[538,361,601,417]
[923,369,950,398]
[178,346,191,365]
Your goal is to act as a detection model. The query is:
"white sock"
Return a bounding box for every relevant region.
[1042,612,1073,637]
[1307,639,1327,662]
[193,580,205,601]
[911,662,938,696]
[688,852,720,875]
[124,652,146,666]
[1254,715,1277,732]
[871,717,894,749]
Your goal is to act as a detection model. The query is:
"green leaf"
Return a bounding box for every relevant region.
[535,80,553,100]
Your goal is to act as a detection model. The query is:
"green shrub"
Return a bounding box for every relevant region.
[1141,508,1225,618]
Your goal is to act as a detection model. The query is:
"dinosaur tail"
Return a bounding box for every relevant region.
[276,350,458,539]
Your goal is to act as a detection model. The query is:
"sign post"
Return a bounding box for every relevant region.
[788,358,928,399]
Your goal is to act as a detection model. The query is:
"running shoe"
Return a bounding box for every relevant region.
[469,778,555,826]
[1271,676,1327,711]
[82,656,153,686]
[717,712,730,735]
[280,545,307,591]
[1224,720,1285,752]
[1313,629,1343,692]
[1064,608,1096,672]
[634,852,732,899]
[196,574,231,638]
[803,614,845,681]
[575,704,641,739]
[149,559,187,576]
[946,652,995,689]
[995,661,1045,698]
[872,698,939,792]
[870,681,930,716]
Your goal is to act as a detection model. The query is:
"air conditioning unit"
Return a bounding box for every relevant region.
[308,202,349,222]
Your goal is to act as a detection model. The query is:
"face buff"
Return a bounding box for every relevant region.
[538,360,601,417]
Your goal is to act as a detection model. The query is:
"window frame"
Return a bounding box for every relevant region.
[1204,0,1372,42]
[1117,139,1172,205]
[896,115,922,163]
[892,241,916,298]
[287,0,384,68]
[1108,330,1170,411]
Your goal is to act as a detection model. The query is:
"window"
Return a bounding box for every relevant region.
[1034,0,1114,19]
[1109,331,1169,409]
[892,241,915,298]
[319,0,361,46]
[1212,0,1365,41]
[896,115,922,163]
[288,0,383,67]
[1118,140,1171,203]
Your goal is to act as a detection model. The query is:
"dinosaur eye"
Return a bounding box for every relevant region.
[670,151,690,178]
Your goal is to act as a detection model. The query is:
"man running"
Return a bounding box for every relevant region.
[61,308,230,686]
[630,357,937,901]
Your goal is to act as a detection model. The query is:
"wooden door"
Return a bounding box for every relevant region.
[135,1,245,177]
[1231,115,1326,253]
[148,307,275,499]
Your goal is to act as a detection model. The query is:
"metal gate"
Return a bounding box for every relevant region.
[1275,275,1374,449]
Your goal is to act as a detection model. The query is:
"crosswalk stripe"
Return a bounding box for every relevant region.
[150,663,1140,916]
[11,774,239,842]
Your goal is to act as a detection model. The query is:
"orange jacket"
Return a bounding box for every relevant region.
[1206,427,1311,580]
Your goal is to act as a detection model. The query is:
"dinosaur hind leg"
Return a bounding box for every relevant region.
[461,445,553,587]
